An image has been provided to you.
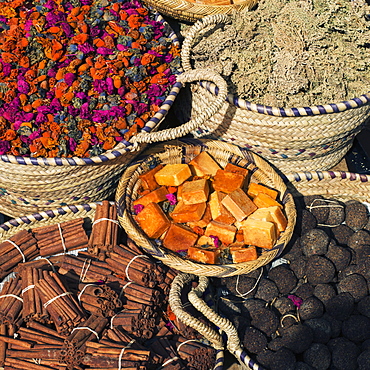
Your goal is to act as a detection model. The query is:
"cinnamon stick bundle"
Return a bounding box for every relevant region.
[0,230,38,279]
[35,271,85,335]
[0,275,23,325]
[149,337,185,369]
[88,201,120,259]
[32,219,88,257]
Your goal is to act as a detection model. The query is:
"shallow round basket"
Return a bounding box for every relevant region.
[284,170,370,204]
[176,14,370,173]
[116,138,296,277]
[140,0,257,23]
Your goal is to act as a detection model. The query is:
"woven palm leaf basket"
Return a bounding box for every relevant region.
[116,138,297,278]
[176,14,370,174]
[139,0,257,23]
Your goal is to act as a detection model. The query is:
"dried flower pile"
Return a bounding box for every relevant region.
[0,0,181,157]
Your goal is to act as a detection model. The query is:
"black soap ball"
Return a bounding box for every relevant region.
[289,256,307,279]
[322,312,342,338]
[325,292,355,321]
[331,224,355,246]
[250,307,279,337]
[301,228,330,257]
[273,296,296,315]
[298,296,325,320]
[326,199,345,226]
[313,283,337,305]
[348,229,370,251]
[345,200,369,231]
[220,275,256,298]
[296,208,318,236]
[342,314,370,342]
[280,323,314,354]
[303,343,331,370]
[282,233,303,261]
[269,347,296,370]
[325,242,352,272]
[304,195,329,224]
[295,282,314,300]
[268,264,298,295]
[362,339,370,351]
[254,278,279,303]
[329,337,361,370]
[306,255,336,284]
[242,326,268,354]
[351,243,370,265]
[358,349,370,370]
[256,349,275,368]
[295,362,315,370]
[242,298,267,318]
[357,295,370,318]
[304,317,332,344]
[337,273,368,302]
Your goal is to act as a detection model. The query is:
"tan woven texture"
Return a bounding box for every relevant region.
[116,139,296,277]
[139,0,257,23]
[177,14,370,173]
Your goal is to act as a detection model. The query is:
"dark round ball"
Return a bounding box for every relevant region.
[242,298,267,319]
[362,339,370,351]
[306,255,336,284]
[218,296,243,318]
[256,349,274,368]
[289,257,307,279]
[267,337,285,351]
[326,199,345,226]
[296,209,318,236]
[348,229,370,251]
[303,343,331,370]
[358,349,370,370]
[230,315,250,337]
[304,318,332,344]
[325,292,355,321]
[329,337,360,370]
[331,224,355,246]
[298,296,324,320]
[280,323,314,354]
[322,313,342,338]
[301,228,330,257]
[342,314,370,342]
[295,362,314,370]
[250,307,279,337]
[295,282,314,300]
[281,233,304,261]
[254,278,279,302]
[268,264,298,295]
[313,284,337,305]
[357,295,370,318]
[304,195,329,224]
[325,242,352,272]
[273,296,296,315]
[345,200,369,231]
[269,348,296,370]
[242,326,268,354]
[351,244,370,265]
[220,275,256,298]
[338,273,369,302]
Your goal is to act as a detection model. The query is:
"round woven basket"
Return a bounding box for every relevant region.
[116,138,297,278]
[139,0,257,23]
[176,14,370,174]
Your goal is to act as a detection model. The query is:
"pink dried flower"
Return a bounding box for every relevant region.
[133,204,144,214]
[166,193,177,205]
[288,295,303,309]
[209,235,220,248]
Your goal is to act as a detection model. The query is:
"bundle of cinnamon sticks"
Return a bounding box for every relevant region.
[0,275,23,326]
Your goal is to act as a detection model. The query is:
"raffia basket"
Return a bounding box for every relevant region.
[176,14,370,174]
[140,0,257,23]
[116,138,297,278]
[0,18,229,219]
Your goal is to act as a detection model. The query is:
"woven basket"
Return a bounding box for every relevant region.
[139,0,257,23]
[176,14,370,174]
[116,138,296,278]
[0,17,229,219]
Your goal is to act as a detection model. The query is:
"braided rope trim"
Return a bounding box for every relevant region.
[0,13,181,167]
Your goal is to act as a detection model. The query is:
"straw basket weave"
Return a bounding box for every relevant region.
[139,0,257,23]
[0,15,229,219]
[176,14,370,174]
[116,138,296,278]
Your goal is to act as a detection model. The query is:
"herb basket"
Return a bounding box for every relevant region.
[176,14,370,174]
[139,0,257,23]
[116,138,297,278]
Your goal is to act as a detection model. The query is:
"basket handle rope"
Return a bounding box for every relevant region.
[188,275,265,370]
[130,68,228,147]
[181,14,231,74]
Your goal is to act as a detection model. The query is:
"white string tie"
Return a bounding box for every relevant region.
[176,339,201,352]
[119,281,132,299]
[161,356,179,367]
[118,339,135,370]
[57,223,67,254]
[22,285,35,295]
[0,294,23,302]
[71,326,99,340]
[93,218,119,226]
[235,267,263,298]
[79,259,91,283]
[5,239,25,262]
[125,255,148,281]
[78,284,98,301]
[43,292,72,308]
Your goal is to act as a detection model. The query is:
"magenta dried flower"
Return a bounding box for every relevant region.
[288,295,303,309]
[133,204,144,214]
[209,235,220,248]
[166,193,177,205]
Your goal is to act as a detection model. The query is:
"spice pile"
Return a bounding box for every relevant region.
[215,195,370,369]
[0,0,180,157]
[187,0,370,107]
[0,202,217,369]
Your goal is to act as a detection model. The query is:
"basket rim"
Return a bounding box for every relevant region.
[0,12,182,167]
[198,80,370,118]
[116,138,297,277]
